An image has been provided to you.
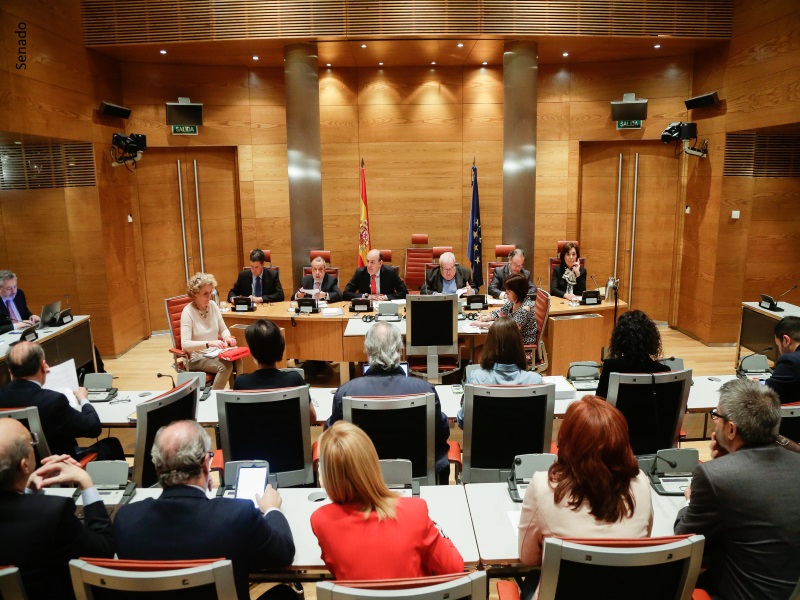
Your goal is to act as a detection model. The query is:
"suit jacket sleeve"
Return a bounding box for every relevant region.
[0,312,12,334]
[550,265,567,298]
[326,388,344,429]
[246,509,295,569]
[56,394,102,440]
[343,269,365,300]
[596,358,612,399]
[56,497,115,559]
[765,353,800,403]
[323,274,343,303]
[674,464,721,554]
[488,267,505,298]
[421,504,465,575]
[457,265,475,291]
[16,290,33,320]
[262,269,285,303]
[228,271,249,301]
[384,267,408,300]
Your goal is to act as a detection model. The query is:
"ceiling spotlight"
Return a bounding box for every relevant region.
[326,63,331,67]
[654,44,661,49]
[361,44,367,48]
[159,50,167,55]
[378,62,384,66]
[563,52,569,57]
[14,141,21,145]
[252,56,259,61]
[482,61,488,65]
[457,43,464,48]
[431,61,436,65]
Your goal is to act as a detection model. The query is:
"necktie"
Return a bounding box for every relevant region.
[370,274,377,295]
[254,276,262,298]
[6,299,20,322]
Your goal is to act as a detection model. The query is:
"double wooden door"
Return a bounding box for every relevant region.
[579,142,682,322]
[135,147,240,332]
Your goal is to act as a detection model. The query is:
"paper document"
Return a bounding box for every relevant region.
[203,347,222,358]
[43,359,81,410]
[322,307,343,317]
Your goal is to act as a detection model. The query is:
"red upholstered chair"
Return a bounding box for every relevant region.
[405,234,433,293]
[303,251,340,280]
[432,246,453,261]
[377,249,400,275]
[486,244,517,289]
[261,249,272,265]
[525,288,551,373]
[164,295,213,387]
[69,558,236,599]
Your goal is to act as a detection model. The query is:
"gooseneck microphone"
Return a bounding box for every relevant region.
[157,372,176,388]
[776,284,798,303]
[737,345,773,371]
[590,274,599,289]
[650,453,678,476]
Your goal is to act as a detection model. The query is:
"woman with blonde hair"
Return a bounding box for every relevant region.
[311,421,464,579]
[180,272,240,390]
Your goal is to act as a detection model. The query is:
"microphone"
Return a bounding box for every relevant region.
[590,274,599,289]
[157,372,176,388]
[776,284,798,303]
[537,276,542,290]
[737,345,773,374]
[649,453,678,476]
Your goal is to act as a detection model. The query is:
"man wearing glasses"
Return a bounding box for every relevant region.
[674,378,800,600]
[421,252,475,296]
[0,270,40,333]
[0,418,114,600]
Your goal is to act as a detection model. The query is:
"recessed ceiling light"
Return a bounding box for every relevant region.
[482,61,488,65]
[457,43,464,48]
[159,50,167,55]
[14,141,22,145]
[654,44,661,49]
[431,61,436,65]
[252,56,259,61]
[378,62,384,66]
[361,44,367,48]
[326,63,331,67]
[562,52,569,57]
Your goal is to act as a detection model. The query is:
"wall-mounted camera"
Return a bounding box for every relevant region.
[660,122,707,158]
[110,133,147,169]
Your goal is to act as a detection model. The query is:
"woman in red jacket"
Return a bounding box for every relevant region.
[310,421,464,579]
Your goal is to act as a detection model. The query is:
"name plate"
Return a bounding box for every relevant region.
[235,304,248,312]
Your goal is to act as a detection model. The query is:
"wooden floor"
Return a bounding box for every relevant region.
[100,325,736,600]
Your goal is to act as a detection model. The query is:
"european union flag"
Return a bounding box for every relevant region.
[468,164,484,288]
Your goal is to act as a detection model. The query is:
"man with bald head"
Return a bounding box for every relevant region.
[421,251,475,295]
[0,341,123,460]
[0,419,114,600]
[114,420,296,600]
[343,249,408,301]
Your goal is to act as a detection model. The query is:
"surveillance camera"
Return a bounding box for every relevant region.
[110,133,147,168]
[660,122,706,158]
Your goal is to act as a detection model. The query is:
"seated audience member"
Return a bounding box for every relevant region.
[228,248,284,304]
[477,273,538,345]
[311,421,464,578]
[114,420,296,600]
[295,256,342,303]
[421,251,475,295]
[0,269,40,333]
[765,315,800,404]
[181,272,241,390]
[488,249,536,300]
[326,321,451,482]
[595,309,670,399]
[675,379,800,600]
[0,341,124,460]
[235,318,316,421]
[343,249,408,301]
[457,317,543,428]
[0,419,114,600]
[550,241,586,301]
[518,396,653,600]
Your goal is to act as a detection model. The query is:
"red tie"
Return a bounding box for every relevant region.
[370,275,377,295]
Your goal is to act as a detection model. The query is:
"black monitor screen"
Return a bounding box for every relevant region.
[351,404,428,478]
[166,102,203,126]
[226,398,304,473]
[408,297,456,349]
[140,389,197,488]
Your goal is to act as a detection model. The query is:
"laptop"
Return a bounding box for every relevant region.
[38,300,61,329]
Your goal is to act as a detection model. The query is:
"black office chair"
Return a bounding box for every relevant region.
[780,403,800,442]
[606,369,692,456]
[343,393,436,486]
[216,386,313,487]
[456,384,555,483]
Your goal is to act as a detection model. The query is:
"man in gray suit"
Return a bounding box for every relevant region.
[674,378,800,600]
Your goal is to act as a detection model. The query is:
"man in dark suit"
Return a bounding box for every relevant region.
[766,316,800,404]
[421,251,476,295]
[228,248,284,304]
[0,341,123,460]
[674,378,800,600]
[235,318,315,420]
[114,420,296,600]
[343,249,408,300]
[488,249,536,299]
[0,418,114,600]
[0,270,40,333]
[294,256,342,303]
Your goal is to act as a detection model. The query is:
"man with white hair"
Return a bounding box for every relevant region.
[295,256,342,303]
[421,251,475,295]
[325,321,451,482]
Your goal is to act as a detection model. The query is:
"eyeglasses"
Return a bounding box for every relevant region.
[30,431,39,447]
[441,265,457,273]
[709,408,729,422]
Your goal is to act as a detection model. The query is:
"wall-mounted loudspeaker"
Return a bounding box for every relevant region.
[684,91,719,110]
[98,101,131,119]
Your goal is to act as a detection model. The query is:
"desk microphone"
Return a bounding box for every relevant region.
[590,274,600,289]
[776,284,798,303]
[649,453,678,476]
[737,345,773,372]
[537,276,542,290]
[157,372,176,388]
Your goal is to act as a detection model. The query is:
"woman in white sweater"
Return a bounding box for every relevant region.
[517,395,653,599]
[180,272,239,390]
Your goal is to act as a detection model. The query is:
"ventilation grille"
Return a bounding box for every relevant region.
[0,143,96,190]
[724,133,800,177]
[81,0,733,45]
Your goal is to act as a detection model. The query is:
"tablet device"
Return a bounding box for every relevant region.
[235,465,269,508]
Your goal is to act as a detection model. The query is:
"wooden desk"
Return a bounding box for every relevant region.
[0,315,95,387]
[738,301,800,369]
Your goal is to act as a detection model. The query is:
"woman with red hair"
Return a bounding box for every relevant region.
[517,395,653,599]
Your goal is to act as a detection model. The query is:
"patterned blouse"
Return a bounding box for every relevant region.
[489,297,538,345]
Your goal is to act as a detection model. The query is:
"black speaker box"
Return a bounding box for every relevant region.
[98,101,131,119]
[684,91,719,110]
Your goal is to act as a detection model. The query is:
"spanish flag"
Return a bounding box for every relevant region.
[358,160,371,267]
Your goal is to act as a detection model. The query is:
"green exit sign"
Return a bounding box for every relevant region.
[616,120,642,130]
[172,125,198,135]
